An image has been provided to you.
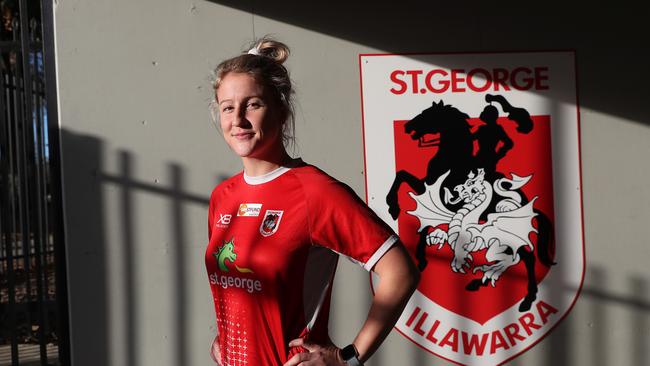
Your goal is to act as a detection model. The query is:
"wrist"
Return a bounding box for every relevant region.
[336,347,345,364]
[340,344,363,366]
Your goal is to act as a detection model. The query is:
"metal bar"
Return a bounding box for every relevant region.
[0,40,41,49]
[4,70,19,366]
[40,0,71,363]
[0,71,10,363]
[14,66,31,366]
[32,65,50,365]
[17,1,47,363]
[28,60,48,366]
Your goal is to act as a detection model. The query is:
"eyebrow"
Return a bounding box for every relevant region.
[218,96,264,105]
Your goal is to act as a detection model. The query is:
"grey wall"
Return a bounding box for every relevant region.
[53,0,649,365]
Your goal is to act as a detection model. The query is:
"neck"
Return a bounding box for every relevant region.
[242,149,292,177]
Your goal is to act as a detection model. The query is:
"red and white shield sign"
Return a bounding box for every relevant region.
[260,209,283,237]
[360,52,584,365]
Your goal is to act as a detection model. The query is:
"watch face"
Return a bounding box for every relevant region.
[341,344,357,360]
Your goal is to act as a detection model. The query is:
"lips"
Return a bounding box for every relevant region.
[232,132,254,140]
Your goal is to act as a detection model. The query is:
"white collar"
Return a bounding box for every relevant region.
[243,158,302,185]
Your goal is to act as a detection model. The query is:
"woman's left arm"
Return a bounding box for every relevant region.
[284,241,420,365]
[349,242,420,363]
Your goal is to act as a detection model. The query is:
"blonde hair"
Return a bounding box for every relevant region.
[213,37,295,149]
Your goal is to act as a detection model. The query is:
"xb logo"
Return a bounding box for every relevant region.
[215,213,232,228]
[216,213,232,225]
[213,238,254,273]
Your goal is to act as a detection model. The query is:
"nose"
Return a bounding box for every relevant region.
[232,116,241,127]
[232,106,249,128]
[232,107,244,127]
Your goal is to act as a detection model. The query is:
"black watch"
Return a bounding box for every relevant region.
[340,344,363,366]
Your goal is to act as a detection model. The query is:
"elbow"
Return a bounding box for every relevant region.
[398,243,421,294]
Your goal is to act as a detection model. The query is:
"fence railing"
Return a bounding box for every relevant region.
[0,0,68,365]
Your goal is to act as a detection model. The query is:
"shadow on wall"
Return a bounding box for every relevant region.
[59,128,649,366]
[59,131,109,366]
[60,129,229,366]
[205,0,649,127]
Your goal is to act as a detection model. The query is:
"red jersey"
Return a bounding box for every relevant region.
[205,161,398,366]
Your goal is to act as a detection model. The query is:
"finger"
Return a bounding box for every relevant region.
[289,338,321,354]
[283,351,311,366]
[288,338,304,348]
[209,346,217,364]
[209,337,220,364]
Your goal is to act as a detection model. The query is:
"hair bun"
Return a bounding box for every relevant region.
[248,37,290,64]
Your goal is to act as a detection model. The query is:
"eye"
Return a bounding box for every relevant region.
[246,100,264,110]
[221,105,234,113]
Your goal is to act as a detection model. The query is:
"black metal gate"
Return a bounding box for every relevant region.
[0,0,69,365]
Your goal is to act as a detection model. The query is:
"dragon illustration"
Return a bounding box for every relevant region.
[213,238,254,273]
[407,169,537,288]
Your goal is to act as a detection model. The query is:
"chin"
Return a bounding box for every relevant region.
[231,148,255,157]
[227,141,256,157]
[227,138,279,160]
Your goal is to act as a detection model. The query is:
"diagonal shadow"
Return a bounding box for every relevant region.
[204,0,649,127]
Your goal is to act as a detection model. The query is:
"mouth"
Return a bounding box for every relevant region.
[406,129,420,139]
[417,133,440,147]
[405,125,440,145]
[232,132,254,140]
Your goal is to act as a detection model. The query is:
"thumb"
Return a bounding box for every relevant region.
[288,337,319,352]
[288,337,304,348]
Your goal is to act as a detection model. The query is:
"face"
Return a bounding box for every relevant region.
[2,8,12,32]
[216,73,283,159]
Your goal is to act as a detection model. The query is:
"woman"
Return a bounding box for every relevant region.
[206,37,419,366]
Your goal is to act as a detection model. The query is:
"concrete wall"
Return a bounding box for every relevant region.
[53,0,649,365]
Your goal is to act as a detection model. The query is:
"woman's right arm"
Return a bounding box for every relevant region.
[210,334,221,365]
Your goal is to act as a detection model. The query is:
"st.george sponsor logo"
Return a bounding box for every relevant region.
[361,52,584,365]
[238,203,262,217]
[209,273,262,294]
[211,238,262,294]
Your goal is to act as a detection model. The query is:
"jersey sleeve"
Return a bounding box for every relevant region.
[207,185,219,240]
[300,173,398,271]
[208,202,213,240]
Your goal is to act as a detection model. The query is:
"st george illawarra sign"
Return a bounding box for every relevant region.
[360,52,584,365]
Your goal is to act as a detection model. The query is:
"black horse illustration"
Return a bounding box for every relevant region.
[386,100,475,221]
[386,96,555,312]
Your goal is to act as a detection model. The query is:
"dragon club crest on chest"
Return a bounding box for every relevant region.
[260,210,284,237]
